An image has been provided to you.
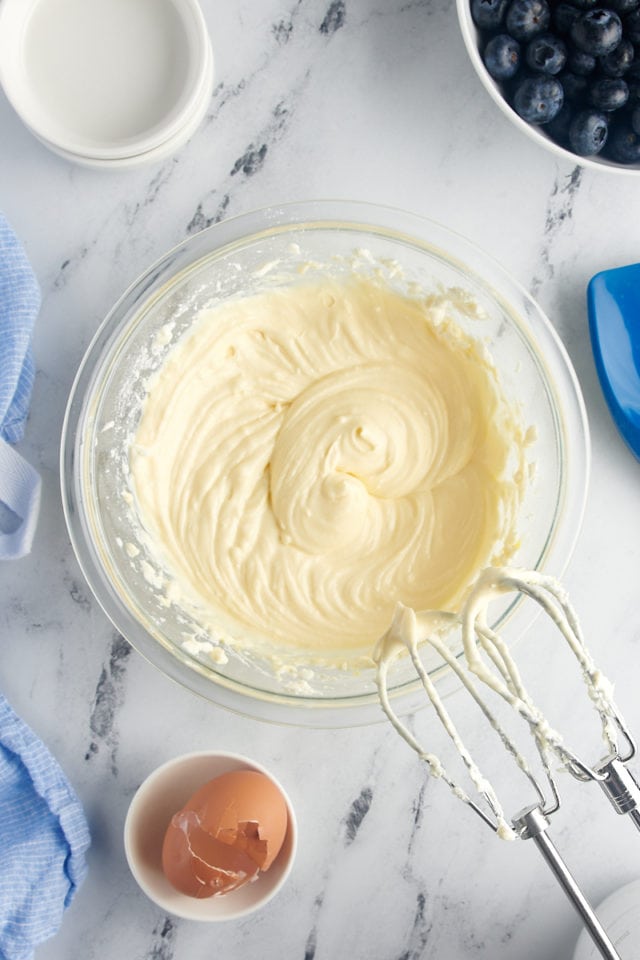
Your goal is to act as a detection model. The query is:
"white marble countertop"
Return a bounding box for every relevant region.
[2,1,640,958]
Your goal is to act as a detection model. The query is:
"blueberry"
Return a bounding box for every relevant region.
[568,49,597,73]
[568,108,609,152]
[513,75,564,120]
[599,38,635,74]
[609,0,639,11]
[526,32,568,71]
[560,70,590,99]
[570,8,623,54]
[570,0,600,7]
[604,118,640,160]
[554,2,583,33]
[484,34,522,77]
[627,81,640,106]
[472,0,509,29]
[546,103,576,143]
[627,60,640,82]
[589,75,630,107]
[506,0,551,39]
[631,104,640,133]
[556,3,590,33]
[624,7,640,40]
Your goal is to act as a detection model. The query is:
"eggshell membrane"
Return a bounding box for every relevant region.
[161,770,289,899]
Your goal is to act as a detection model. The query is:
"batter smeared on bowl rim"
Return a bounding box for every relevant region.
[129,273,531,665]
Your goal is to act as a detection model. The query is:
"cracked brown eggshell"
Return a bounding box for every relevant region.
[162,770,289,898]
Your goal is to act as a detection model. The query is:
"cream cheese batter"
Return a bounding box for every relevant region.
[130,274,528,661]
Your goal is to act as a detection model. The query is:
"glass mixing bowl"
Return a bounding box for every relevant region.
[61,200,590,726]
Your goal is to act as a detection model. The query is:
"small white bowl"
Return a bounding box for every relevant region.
[123,752,297,921]
[0,0,212,165]
[26,34,214,170]
[456,0,640,175]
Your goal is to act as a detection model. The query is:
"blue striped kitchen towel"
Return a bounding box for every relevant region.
[0,212,41,559]
[0,695,90,960]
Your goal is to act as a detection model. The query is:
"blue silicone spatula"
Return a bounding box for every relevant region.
[587,263,640,461]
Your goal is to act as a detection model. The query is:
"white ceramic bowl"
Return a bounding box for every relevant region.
[0,0,212,165]
[456,0,640,175]
[25,36,214,170]
[61,200,590,726]
[124,751,297,921]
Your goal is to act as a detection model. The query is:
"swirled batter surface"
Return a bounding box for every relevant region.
[130,275,527,660]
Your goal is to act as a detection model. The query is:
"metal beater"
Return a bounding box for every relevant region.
[374,567,640,960]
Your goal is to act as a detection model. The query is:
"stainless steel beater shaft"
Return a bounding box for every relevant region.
[596,755,640,835]
[513,806,621,960]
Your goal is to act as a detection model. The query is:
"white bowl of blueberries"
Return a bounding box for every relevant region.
[457,0,640,170]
